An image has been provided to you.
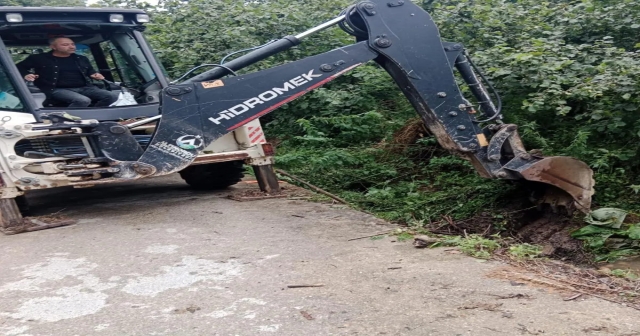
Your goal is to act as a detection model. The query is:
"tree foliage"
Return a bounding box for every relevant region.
[99,0,639,218]
[143,0,353,77]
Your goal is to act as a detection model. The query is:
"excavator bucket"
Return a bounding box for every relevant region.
[507,156,595,214]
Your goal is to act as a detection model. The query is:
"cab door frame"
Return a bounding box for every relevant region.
[0,37,38,115]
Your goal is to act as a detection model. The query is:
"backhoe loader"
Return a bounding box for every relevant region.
[0,1,594,233]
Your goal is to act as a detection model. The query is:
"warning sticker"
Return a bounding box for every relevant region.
[201,80,225,89]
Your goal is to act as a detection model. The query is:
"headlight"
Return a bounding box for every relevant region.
[136,14,150,23]
[6,13,23,23]
[109,14,124,23]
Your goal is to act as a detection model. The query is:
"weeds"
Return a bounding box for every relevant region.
[609,269,639,281]
[509,244,543,260]
[396,232,414,242]
[438,234,501,259]
[572,209,640,262]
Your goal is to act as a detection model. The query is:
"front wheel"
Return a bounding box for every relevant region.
[179,161,246,190]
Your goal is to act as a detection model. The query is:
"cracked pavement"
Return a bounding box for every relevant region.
[1,175,638,335]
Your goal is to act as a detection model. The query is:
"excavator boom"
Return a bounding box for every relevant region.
[88,0,594,212]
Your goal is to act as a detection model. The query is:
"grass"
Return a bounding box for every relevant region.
[437,234,501,259]
[509,243,543,260]
[610,269,639,281]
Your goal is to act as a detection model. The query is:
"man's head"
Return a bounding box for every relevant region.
[49,37,76,56]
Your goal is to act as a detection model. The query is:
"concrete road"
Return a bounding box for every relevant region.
[0,175,638,336]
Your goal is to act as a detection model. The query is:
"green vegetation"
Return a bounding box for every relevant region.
[395,232,415,242]
[508,243,543,260]
[610,269,639,280]
[438,234,501,259]
[572,219,640,262]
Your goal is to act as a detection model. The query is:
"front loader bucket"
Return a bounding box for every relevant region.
[507,156,595,213]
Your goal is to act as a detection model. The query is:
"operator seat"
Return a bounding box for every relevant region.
[26,82,68,108]
[26,80,123,108]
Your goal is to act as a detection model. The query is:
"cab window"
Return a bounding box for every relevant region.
[0,61,25,111]
[0,18,168,109]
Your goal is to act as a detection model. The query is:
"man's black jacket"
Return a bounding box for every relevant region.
[16,51,98,94]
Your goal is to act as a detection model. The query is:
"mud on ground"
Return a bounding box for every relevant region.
[514,212,594,265]
[425,206,595,266]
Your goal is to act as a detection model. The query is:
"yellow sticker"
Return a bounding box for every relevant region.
[477,133,489,147]
[201,80,225,89]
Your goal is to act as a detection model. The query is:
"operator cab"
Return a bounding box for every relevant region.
[0,7,169,122]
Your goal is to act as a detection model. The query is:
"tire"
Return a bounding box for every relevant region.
[179,161,246,190]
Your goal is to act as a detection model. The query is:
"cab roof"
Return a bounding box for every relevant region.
[0,7,148,25]
[0,7,149,46]
[0,7,146,14]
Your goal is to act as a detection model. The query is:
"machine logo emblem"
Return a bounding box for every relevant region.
[176,135,203,150]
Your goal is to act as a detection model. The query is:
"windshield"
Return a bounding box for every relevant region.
[110,32,157,84]
[0,24,168,110]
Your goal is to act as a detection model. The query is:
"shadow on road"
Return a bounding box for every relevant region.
[21,175,226,217]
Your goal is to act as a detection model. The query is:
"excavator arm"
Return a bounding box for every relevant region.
[87,0,594,212]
